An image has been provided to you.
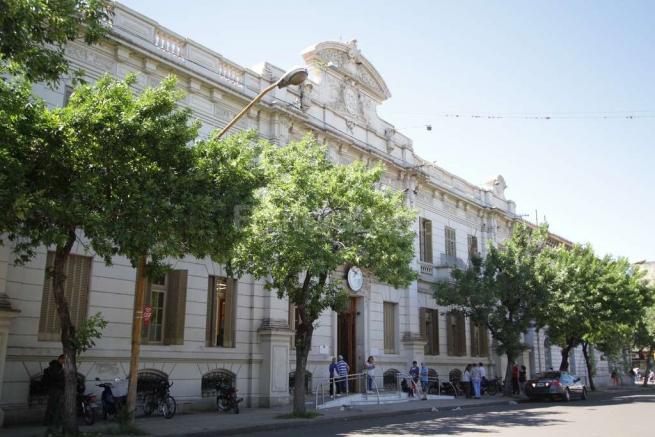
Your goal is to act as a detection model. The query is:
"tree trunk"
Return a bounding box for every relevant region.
[51,230,78,435]
[503,355,514,396]
[559,338,575,371]
[127,255,147,424]
[292,321,314,414]
[581,341,596,391]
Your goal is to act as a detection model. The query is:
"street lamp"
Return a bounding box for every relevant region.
[216,67,308,139]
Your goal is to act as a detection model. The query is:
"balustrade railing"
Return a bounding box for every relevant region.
[155,30,186,58]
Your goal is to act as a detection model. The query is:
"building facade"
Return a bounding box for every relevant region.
[0,2,608,424]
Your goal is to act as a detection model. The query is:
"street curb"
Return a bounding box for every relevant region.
[183,398,510,437]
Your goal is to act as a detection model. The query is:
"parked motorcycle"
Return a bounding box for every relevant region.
[97,379,128,420]
[215,383,243,414]
[78,391,96,425]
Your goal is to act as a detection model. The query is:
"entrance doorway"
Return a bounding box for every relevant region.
[337,297,358,381]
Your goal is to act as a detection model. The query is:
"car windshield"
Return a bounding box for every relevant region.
[539,371,562,379]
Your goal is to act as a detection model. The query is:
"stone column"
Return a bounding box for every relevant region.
[257,320,292,407]
[0,242,20,426]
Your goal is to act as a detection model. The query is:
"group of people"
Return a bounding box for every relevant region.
[511,363,527,395]
[328,355,351,397]
[461,362,487,399]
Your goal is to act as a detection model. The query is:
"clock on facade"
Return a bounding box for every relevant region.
[347,266,364,292]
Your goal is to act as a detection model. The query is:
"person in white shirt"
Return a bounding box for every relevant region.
[471,363,482,399]
[478,362,487,394]
[461,364,471,398]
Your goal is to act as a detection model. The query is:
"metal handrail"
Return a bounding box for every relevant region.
[314,372,380,409]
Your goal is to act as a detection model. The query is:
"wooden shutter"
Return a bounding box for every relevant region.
[480,325,489,356]
[164,270,187,345]
[447,312,455,356]
[383,302,396,353]
[419,308,427,354]
[419,219,425,262]
[223,278,235,348]
[419,219,433,263]
[456,312,466,356]
[428,309,439,355]
[470,319,479,356]
[39,252,92,341]
[206,276,216,346]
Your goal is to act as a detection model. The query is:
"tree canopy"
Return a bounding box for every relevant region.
[435,222,552,394]
[0,0,112,83]
[232,135,416,412]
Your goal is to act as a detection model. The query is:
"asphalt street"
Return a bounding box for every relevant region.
[242,392,655,437]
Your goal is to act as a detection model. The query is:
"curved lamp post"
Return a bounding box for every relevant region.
[216,67,308,139]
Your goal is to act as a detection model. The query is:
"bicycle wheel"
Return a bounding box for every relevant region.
[486,383,498,396]
[162,395,176,419]
[83,403,95,425]
[143,394,156,417]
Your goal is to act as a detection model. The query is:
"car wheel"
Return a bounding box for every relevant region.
[581,388,588,400]
[563,389,571,402]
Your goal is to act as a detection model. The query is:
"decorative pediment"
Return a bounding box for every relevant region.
[302,40,391,103]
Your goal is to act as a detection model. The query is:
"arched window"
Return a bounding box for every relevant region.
[383,369,400,390]
[288,370,312,395]
[201,369,236,398]
[136,369,168,402]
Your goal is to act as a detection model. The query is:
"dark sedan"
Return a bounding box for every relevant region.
[525,371,588,401]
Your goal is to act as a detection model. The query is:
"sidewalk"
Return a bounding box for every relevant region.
[2,386,648,437]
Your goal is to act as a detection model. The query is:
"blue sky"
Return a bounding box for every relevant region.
[120,0,654,262]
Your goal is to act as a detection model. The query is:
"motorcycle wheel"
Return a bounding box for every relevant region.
[143,394,156,416]
[82,403,95,425]
[162,395,176,419]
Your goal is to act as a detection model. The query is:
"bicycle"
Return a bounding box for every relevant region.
[481,378,503,396]
[143,381,176,419]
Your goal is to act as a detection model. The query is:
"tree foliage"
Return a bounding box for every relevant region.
[544,244,653,389]
[0,0,112,83]
[434,222,552,395]
[232,135,416,412]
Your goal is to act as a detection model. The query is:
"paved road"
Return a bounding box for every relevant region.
[243,392,655,437]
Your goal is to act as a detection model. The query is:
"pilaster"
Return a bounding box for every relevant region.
[257,320,292,407]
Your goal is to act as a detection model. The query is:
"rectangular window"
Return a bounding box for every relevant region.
[383,302,397,354]
[445,227,457,258]
[446,310,466,356]
[420,308,439,355]
[206,276,236,348]
[419,218,433,263]
[38,252,92,341]
[470,320,489,357]
[142,270,188,345]
[467,235,478,261]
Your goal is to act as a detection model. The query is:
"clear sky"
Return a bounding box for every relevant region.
[120,0,654,262]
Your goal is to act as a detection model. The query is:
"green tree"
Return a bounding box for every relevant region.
[545,245,652,390]
[434,222,552,395]
[231,136,416,413]
[0,0,112,83]
[1,75,263,432]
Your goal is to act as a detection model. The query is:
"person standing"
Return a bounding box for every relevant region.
[511,363,520,395]
[478,362,487,394]
[43,354,65,427]
[336,355,350,394]
[471,363,482,399]
[420,363,430,394]
[364,356,376,392]
[461,364,472,399]
[329,357,338,397]
[409,361,420,397]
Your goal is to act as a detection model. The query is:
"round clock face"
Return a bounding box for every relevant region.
[347,266,363,292]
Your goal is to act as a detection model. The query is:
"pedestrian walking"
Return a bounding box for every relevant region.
[409,361,420,398]
[43,354,65,428]
[336,355,350,394]
[329,357,338,397]
[364,356,376,392]
[610,369,620,386]
[462,364,472,399]
[519,365,527,394]
[471,363,482,399]
[420,363,430,394]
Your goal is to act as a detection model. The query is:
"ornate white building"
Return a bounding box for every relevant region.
[0,2,608,424]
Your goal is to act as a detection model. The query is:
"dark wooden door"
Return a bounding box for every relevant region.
[337,297,357,386]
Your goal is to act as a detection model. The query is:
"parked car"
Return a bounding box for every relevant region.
[525,371,588,401]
